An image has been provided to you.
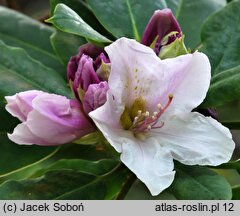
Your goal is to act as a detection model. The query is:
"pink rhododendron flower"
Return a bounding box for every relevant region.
[89,38,235,195]
[6,90,95,145]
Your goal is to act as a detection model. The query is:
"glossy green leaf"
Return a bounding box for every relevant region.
[50,31,86,65]
[0,133,57,178]
[87,0,166,41]
[170,164,232,200]
[50,0,114,39]
[87,0,225,47]
[0,41,72,179]
[32,159,118,177]
[166,0,180,15]
[213,161,240,170]
[203,66,240,107]
[201,0,240,75]
[0,41,71,102]
[0,40,72,185]
[0,161,132,200]
[200,1,240,107]
[0,141,113,184]
[125,180,176,200]
[46,3,111,43]
[176,0,226,49]
[0,6,65,76]
[0,103,18,133]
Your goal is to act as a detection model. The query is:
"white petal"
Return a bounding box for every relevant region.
[151,112,235,166]
[105,37,163,108]
[105,38,210,115]
[90,93,175,196]
[161,52,211,117]
[121,136,175,196]
[89,92,125,152]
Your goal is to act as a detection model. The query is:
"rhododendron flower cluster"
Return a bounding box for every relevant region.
[5,9,235,196]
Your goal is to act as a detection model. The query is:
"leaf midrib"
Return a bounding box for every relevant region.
[125,0,140,41]
[54,162,121,199]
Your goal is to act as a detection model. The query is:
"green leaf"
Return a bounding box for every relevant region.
[0,41,71,183]
[0,41,71,101]
[166,0,180,15]
[0,103,18,132]
[232,185,240,200]
[201,0,240,75]
[175,0,226,49]
[31,159,118,177]
[0,161,132,200]
[170,164,232,200]
[0,142,112,184]
[0,133,57,179]
[49,0,114,39]
[215,161,240,170]
[200,1,240,107]
[0,41,71,181]
[46,3,111,44]
[0,6,65,76]
[203,66,240,107]
[87,0,166,41]
[87,0,225,46]
[125,180,176,200]
[50,30,86,65]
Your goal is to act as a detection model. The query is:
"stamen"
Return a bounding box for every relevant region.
[157,103,162,110]
[133,116,139,125]
[161,94,173,113]
[137,110,142,116]
[131,94,173,134]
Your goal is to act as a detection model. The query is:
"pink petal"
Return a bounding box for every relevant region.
[8,93,95,146]
[5,90,44,122]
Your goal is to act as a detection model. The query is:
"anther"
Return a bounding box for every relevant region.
[145,111,150,117]
[168,94,173,99]
[137,110,142,116]
[147,125,151,130]
[153,111,158,116]
[157,103,162,110]
[134,116,139,122]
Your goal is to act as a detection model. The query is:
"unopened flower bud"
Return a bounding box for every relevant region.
[67,43,110,101]
[141,9,182,55]
[83,81,109,114]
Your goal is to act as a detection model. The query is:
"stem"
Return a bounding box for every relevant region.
[116,164,137,200]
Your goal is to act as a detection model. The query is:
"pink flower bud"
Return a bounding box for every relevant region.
[6,91,95,146]
[5,90,43,122]
[67,43,110,100]
[141,9,181,54]
[83,81,109,114]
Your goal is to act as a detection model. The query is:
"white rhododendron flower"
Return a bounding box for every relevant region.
[89,38,235,195]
